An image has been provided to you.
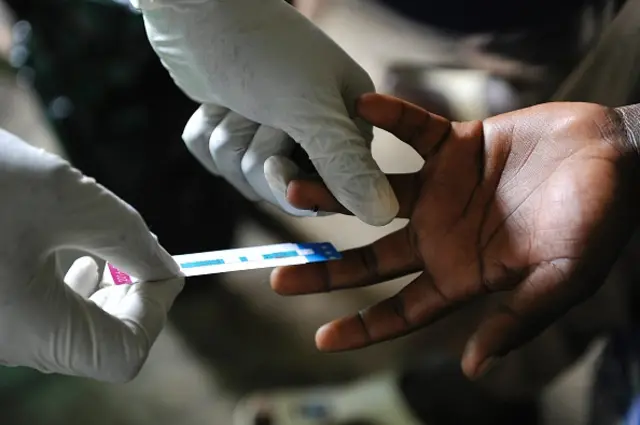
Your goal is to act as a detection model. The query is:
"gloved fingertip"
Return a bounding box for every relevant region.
[264,156,292,200]
[182,107,207,144]
[348,175,399,226]
[182,104,227,144]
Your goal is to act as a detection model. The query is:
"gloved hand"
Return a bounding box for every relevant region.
[0,129,183,383]
[133,0,398,225]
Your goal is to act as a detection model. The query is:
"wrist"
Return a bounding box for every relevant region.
[615,103,640,156]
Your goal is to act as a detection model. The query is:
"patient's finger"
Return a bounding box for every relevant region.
[286,173,421,219]
[271,225,422,295]
[286,179,350,215]
[357,93,452,158]
[461,261,578,379]
[314,271,458,351]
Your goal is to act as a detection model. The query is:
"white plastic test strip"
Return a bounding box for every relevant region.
[102,242,342,285]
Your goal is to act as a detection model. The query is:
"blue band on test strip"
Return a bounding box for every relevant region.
[181,259,225,268]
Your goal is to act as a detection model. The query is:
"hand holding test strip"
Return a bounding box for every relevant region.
[103,242,342,285]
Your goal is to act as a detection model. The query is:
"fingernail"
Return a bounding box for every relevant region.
[315,324,332,351]
[475,357,499,379]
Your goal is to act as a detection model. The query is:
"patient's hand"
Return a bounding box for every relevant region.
[270,94,640,379]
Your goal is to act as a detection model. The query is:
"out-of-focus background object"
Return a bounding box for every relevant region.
[0,0,638,424]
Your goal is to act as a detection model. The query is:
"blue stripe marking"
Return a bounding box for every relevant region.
[263,250,298,260]
[181,259,225,268]
[239,256,248,262]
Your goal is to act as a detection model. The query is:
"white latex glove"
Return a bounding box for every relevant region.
[0,129,184,383]
[134,0,399,225]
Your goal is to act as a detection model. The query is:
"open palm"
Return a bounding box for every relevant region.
[271,94,640,379]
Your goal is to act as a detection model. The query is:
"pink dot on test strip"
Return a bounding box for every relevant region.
[108,263,133,285]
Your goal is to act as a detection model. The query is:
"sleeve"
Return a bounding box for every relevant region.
[552,0,640,107]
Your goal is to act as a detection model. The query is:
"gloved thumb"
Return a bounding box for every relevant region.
[60,259,183,383]
[283,99,398,226]
[12,255,181,383]
[54,274,183,383]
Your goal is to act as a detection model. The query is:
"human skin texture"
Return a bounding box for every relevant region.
[272,94,640,380]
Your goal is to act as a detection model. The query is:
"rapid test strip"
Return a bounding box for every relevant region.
[102,242,342,285]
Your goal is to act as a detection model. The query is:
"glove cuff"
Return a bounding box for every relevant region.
[130,0,208,11]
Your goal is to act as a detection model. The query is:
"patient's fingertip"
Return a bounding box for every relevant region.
[269,267,299,295]
[461,335,502,380]
[356,94,377,118]
[315,324,335,351]
[269,267,287,293]
[356,92,380,107]
[284,180,311,208]
[461,337,481,378]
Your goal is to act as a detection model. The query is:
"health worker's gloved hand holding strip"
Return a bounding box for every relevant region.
[132,0,399,226]
[0,129,184,382]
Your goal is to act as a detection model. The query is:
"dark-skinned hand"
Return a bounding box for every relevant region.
[271,93,640,379]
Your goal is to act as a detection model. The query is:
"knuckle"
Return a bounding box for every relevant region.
[182,109,214,147]
[240,151,263,176]
[209,128,247,158]
[210,151,248,177]
[207,137,228,158]
[182,129,207,151]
